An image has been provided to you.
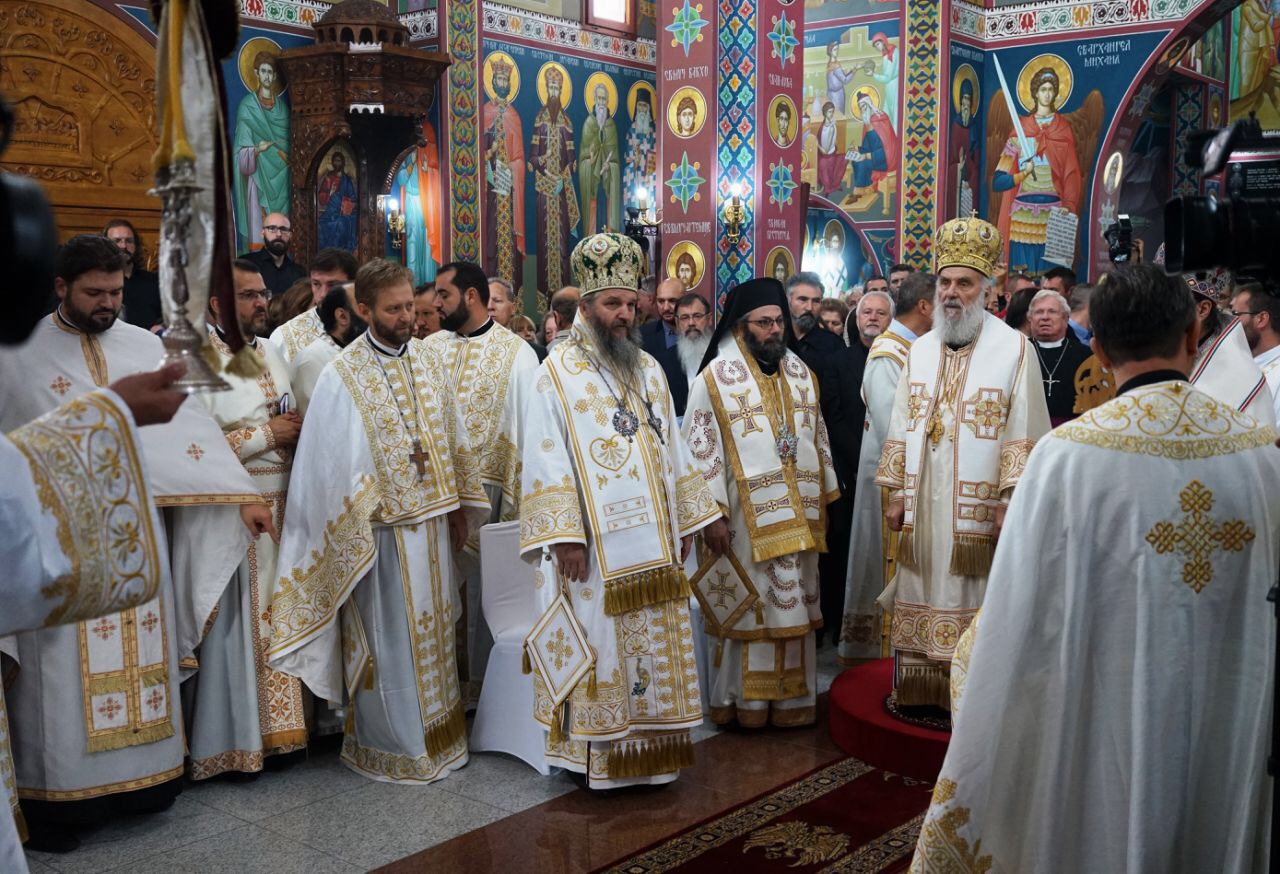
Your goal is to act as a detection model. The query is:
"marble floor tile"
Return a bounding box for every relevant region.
[113,823,357,874]
[373,815,620,874]
[436,751,578,814]
[258,776,511,869]
[188,746,368,822]
[678,730,842,798]
[21,793,245,874]
[21,858,58,874]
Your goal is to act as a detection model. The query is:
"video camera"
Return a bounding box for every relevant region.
[0,95,60,345]
[1162,115,1280,277]
[1103,214,1134,265]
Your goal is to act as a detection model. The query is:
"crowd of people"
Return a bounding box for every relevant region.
[2,210,1279,871]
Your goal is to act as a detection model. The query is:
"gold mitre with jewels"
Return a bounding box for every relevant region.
[933,215,1002,278]
[571,232,645,297]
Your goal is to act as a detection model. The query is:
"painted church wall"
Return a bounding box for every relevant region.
[1230,0,1280,129]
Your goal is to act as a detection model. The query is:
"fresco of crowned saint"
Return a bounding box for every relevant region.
[482,52,526,283]
[392,120,443,285]
[579,73,622,235]
[234,45,290,252]
[316,147,357,253]
[529,63,579,295]
[988,57,1101,276]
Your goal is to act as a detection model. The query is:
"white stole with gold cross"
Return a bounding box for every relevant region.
[701,334,835,564]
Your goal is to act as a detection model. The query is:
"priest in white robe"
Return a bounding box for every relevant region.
[267,258,489,785]
[838,272,933,664]
[183,259,309,779]
[876,218,1050,710]
[292,282,365,415]
[1181,270,1276,426]
[0,236,268,842]
[682,278,840,729]
[424,260,538,697]
[0,365,188,870]
[912,264,1279,873]
[520,233,721,788]
[269,248,357,363]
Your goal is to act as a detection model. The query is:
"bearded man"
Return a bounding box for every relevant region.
[529,67,579,293]
[674,292,712,391]
[876,217,1050,711]
[1182,269,1276,425]
[0,236,270,845]
[520,233,722,788]
[267,258,489,785]
[270,248,358,363]
[292,282,366,415]
[848,89,900,196]
[682,278,840,728]
[185,260,308,779]
[579,84,622,235]
[482,56,526,282]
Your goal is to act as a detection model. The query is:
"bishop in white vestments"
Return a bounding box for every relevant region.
[0,237,265,834]
[838,274,933,664]
[520,234,721,788]
[877,218,1050,709]
[269,248,357,363]
[912,265,1279,873]
[682,278,840,729]
[1,383,174,870]
[184,260,309,779]
[267,259,489,785]
[425,261,538,695]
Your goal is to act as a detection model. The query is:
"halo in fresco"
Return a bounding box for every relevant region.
[482,51,521,102]
[628,80,657,122]
[1016,54,1072,112]
[766,246,795,283]
[768,95,798,147]
[667,85,707,139]
[584,71,619,117]
[238,37,286,96]
[1102,151,1124,195]
[823,219,846,252]
[535,61,573,107]
[952,63,979,111]
[666,240,705,289]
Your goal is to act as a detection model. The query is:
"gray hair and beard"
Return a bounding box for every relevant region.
[584,305,644,381]
[742,327,786,369]
[936,288,987,347]
[677,330,712,377]
[793,311,818,334]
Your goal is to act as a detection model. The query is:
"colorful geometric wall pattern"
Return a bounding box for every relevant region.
[448,0,481,262]
[715,0,757,308]
[899,0,941,270]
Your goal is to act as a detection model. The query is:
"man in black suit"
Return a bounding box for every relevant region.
[786,271,863,646]
[641,277,689,416]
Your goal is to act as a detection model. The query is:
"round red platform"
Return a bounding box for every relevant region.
[828,658,950,782]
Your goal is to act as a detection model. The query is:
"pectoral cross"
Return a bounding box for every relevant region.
[409,438,430,481]
[1043,375,1059,397]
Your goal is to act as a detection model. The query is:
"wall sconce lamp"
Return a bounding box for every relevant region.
[625,186,660,256]
[723,183,745,245]
[378,195,406,250]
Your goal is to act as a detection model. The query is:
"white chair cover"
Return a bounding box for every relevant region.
[469,521,554,774]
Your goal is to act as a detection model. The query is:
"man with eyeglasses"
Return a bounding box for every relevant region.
[105,219,163,331]
[674,292,712,391]
[681,277,838,730]
[239,212,306,299]
[1230,279,1280,424]
[188,258,307,780]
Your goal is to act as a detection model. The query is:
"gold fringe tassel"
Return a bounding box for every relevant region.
[86,720,175,754]
[606,733,695,780]
[713,639,724,668]
[198,340,224,377]
[750,527,816,565]
[896,526,916,570]
[262,728,309,750]
[586,664,598,698]
[742,673,809,701]
[896,662,951,710]
[603,565,690,616]
[14,805,27,844]
[948,534,995,578]
[548,704,565,746]
[224,343,266,379]
[363,657,376,690]
[423,703,466,757]
[521,647,532,675]
[753,601,764,624]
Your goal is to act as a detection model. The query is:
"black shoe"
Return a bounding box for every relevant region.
[23,824,81,854]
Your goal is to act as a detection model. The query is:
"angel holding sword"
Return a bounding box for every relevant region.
[987,56,1102,277]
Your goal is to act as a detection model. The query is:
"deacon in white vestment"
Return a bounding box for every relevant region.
[0,237,266,835]
[1182,269,1276,426]
[267,259,489,785]
[424,261,538,697]
[0,380,180,870]
[1230,281,1280,423]
[877,218,1049,709]
[682,278,840,729]
[838,273,933,664]
[913,264,1279,873]
[184,260,309,779]
[520,234,721,788]
[291,282,365,415]
[269,248,357,363]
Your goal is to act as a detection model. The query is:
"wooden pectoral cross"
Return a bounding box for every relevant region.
[409,438,430,481]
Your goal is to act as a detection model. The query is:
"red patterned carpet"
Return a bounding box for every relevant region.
[592,757,931,873]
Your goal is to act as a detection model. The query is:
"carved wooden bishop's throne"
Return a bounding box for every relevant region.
[279,0,449,266]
